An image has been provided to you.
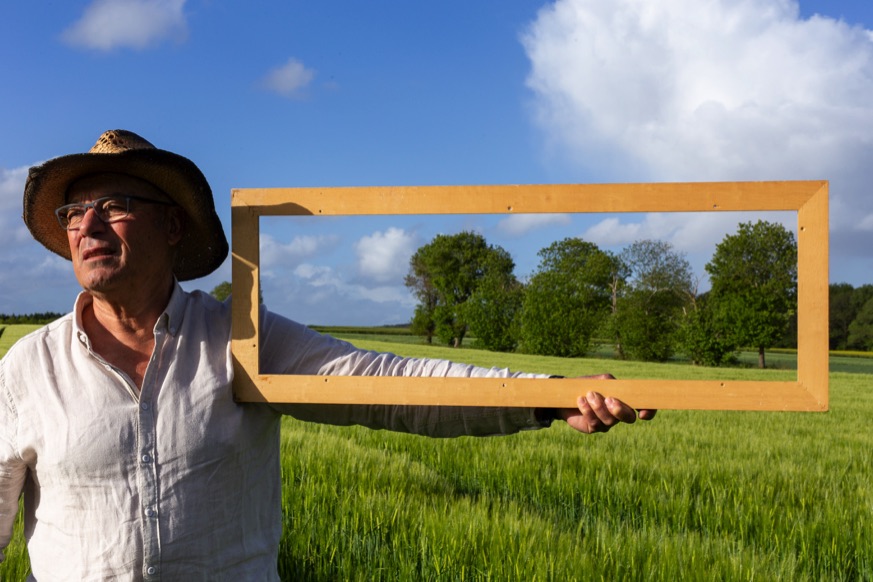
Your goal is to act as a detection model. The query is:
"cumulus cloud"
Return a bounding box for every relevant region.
[497,213,572,236]
[295,262,413,305]
[522,0,873,277]
[582,211,794,253]
[354,227,418,283]
[263,262,414,325]
[62,0,188,51]
[261,58,316,99]
[0,166,32,245]
[260,233,339,272]
[0,166,84,313]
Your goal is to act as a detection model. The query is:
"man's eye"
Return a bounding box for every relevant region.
[66,208,86,220]
[102,200,127,214]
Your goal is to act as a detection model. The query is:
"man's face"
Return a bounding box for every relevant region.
[64,173,183,298]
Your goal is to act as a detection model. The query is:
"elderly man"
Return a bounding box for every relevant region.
[0,130,654,580]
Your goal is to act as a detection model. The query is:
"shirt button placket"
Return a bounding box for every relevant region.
[139,397,161,580]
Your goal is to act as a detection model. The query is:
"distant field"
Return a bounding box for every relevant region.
[322,328,873,376]
[0,325,43,358]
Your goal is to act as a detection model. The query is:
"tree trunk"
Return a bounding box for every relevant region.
[758,347,766,368]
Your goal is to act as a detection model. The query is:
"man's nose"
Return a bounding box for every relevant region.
[77,207,106,236]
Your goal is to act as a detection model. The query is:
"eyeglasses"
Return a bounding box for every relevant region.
[55,195,175,230]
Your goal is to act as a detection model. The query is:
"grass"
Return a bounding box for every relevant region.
[275,369,872,580]
[0,325,43,358]
[1,325,872,580]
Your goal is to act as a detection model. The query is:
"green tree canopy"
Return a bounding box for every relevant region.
[209,281,262,304]
[405,232,516,347]
[679,291,739,366]
[705,220,797,368]
[210,281,232,303]
[847,295,873,351]
[464,275,524,352]
[829,283,857,350]
[613,240,695,362]
[519,238,616,357]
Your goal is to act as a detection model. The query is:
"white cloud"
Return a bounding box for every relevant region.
[260,233,339,271]
[582,211,795,253]
[294,263,337,286]
[62,0,188,51]
[0,166,27,207]
[859,214,873,232]
[522,0,873,276]
[0,166,32,245]
[497,213,572,236]
[354,227,418,283]
[263,262,414,325]
[261,58,316,99]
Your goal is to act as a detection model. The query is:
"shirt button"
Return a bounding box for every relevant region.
[145,508,156,517]
[141,402,150,411]
[146,566,157,575]
[141,454,152,463]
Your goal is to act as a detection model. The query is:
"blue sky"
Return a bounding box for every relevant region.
[1,0,872,325]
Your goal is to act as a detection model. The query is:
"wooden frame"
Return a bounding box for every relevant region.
[232,181,828,411]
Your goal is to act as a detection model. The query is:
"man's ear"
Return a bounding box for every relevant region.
[166,207,185,246]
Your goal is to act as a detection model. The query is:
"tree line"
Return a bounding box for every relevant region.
[405,220,805,368]
[829,283,873,352]
[0,312,64,325]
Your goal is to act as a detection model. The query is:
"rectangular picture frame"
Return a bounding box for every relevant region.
[231,181,828,411]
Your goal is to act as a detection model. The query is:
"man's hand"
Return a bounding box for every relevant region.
[555,374,657,434]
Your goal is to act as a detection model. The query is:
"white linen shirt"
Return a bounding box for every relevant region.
[0,283,547,581]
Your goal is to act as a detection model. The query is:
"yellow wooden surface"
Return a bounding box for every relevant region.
[231,181,828,411]
[233,181,822,215]
[795,182,829,411]
[231,376,824,412]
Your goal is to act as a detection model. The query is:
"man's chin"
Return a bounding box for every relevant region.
[75,268,122,294]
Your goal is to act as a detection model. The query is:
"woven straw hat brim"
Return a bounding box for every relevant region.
[24,148,228,282]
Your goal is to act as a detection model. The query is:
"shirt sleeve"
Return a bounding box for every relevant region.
[0,365,27,563]
[258,309,551,437]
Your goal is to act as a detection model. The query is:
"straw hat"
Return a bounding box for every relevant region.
[23,129,228,281]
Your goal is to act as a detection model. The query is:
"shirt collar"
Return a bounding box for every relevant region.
[162,280,186,336]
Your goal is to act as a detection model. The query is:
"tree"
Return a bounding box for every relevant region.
[210,281,232,302]
[611,240,695,362]
[409,304,437,344]
[706,220,797,368]
[678,292,739,366]
[519,238,616,357]
[828,283,873,350]
[828,283,855,350]
[465,276,524,352]
[407,252,440,344]
[847,295,873,350]
[405,232,517,348]
[209,281,262,304]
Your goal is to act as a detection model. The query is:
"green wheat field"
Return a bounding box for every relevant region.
[1,326,871,581]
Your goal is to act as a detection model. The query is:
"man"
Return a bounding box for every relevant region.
[0,130,654,580]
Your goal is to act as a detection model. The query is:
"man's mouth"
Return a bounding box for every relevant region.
[81,246,116,261]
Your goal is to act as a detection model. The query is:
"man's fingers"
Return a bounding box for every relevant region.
[638,409,658,421]
[572,396,605,433]
[603,395,638,424]
[586,391,635,425]
[569,392,623,433]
